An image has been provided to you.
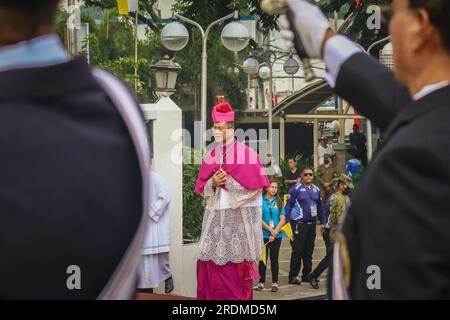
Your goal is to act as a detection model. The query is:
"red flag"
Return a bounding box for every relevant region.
[354,108,362,128]
[273,86,278,107]
[355,0,362,7]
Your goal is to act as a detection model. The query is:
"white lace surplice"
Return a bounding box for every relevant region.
[198,176,263,266]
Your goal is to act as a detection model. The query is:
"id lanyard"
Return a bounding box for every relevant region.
[265,198,277,229]
[306,187,318,218]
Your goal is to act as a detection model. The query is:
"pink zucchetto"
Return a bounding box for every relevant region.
[211,102,235,123]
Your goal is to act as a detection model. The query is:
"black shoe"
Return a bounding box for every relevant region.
[288,277,301,285]
[165,276,174,294]
[308,273,319,289]
[301,276,311,283]
[137,288,153,294]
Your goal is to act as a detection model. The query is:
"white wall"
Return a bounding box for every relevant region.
[157,0,176,19]
[141,97,198,298]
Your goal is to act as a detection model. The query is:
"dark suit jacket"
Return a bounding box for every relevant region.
[332,52,450,299]
[0,57,143,299]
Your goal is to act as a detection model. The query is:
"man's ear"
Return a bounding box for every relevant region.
[412,8,435,53]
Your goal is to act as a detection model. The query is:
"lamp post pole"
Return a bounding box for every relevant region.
[263,51,289,157]
[268,64,274,156]
[280,111,286,160]
[244,49,294,158]
[174,11,237,154]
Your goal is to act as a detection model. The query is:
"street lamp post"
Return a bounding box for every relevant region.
[243,49,293,157]
[149,56,182,98]
[258,63,273,155]
[283,53,300,94]
[161,11,249,154]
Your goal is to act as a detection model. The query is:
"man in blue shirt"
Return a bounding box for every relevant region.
[345,148,361,178]
[285,167,324,285]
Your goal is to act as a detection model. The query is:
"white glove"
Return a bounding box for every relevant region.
[279,0,331,59]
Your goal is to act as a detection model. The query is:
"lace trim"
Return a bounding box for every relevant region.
[225,176,260,209]
[198,206,263,265]
[204,177,217,209]
[203,176,260,210]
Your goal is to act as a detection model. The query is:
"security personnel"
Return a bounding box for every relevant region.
[285,167,324,285]
[281,0,450,299]
[0,0,149,299]
[317,153,337,207]
[309,174,353,290]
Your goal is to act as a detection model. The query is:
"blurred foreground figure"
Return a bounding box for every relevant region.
[281,0,450,299]
[195,103,269,300]
[0,0,149,299]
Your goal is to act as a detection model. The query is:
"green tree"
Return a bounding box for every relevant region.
[84,0,162,32]
[182,148,204,242]
[229,0,280,31]
[55,3,165,102]
[170,0,262,122]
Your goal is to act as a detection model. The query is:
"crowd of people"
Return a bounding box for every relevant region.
[194,102,357,299]
[255,157,356,293]
[2,0,449,301]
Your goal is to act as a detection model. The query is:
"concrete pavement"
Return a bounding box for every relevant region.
[254,226,328,300]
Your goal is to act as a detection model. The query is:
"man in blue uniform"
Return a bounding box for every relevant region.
[345,149,361,178]
[286,167,324,285]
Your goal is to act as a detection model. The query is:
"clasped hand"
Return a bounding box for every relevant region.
[213,169,228,189]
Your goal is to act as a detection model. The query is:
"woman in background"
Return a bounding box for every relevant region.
[256,179,286,292]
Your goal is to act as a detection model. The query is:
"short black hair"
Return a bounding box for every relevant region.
[409,0,450,53]
[0,0,59,31]
[0,0,59,10]
[302,167,314,174]
[346,148,356,157]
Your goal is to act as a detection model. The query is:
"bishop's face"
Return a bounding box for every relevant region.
[213,121,233,144]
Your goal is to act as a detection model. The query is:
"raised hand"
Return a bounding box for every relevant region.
[279,0,332,59]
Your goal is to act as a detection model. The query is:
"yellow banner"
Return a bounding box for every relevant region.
[281,223,294,241]
[261,244,267,266]
[117,0,129,15]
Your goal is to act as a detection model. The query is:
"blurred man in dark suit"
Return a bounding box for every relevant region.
[281,0,450,299]
[0,0,149,299]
